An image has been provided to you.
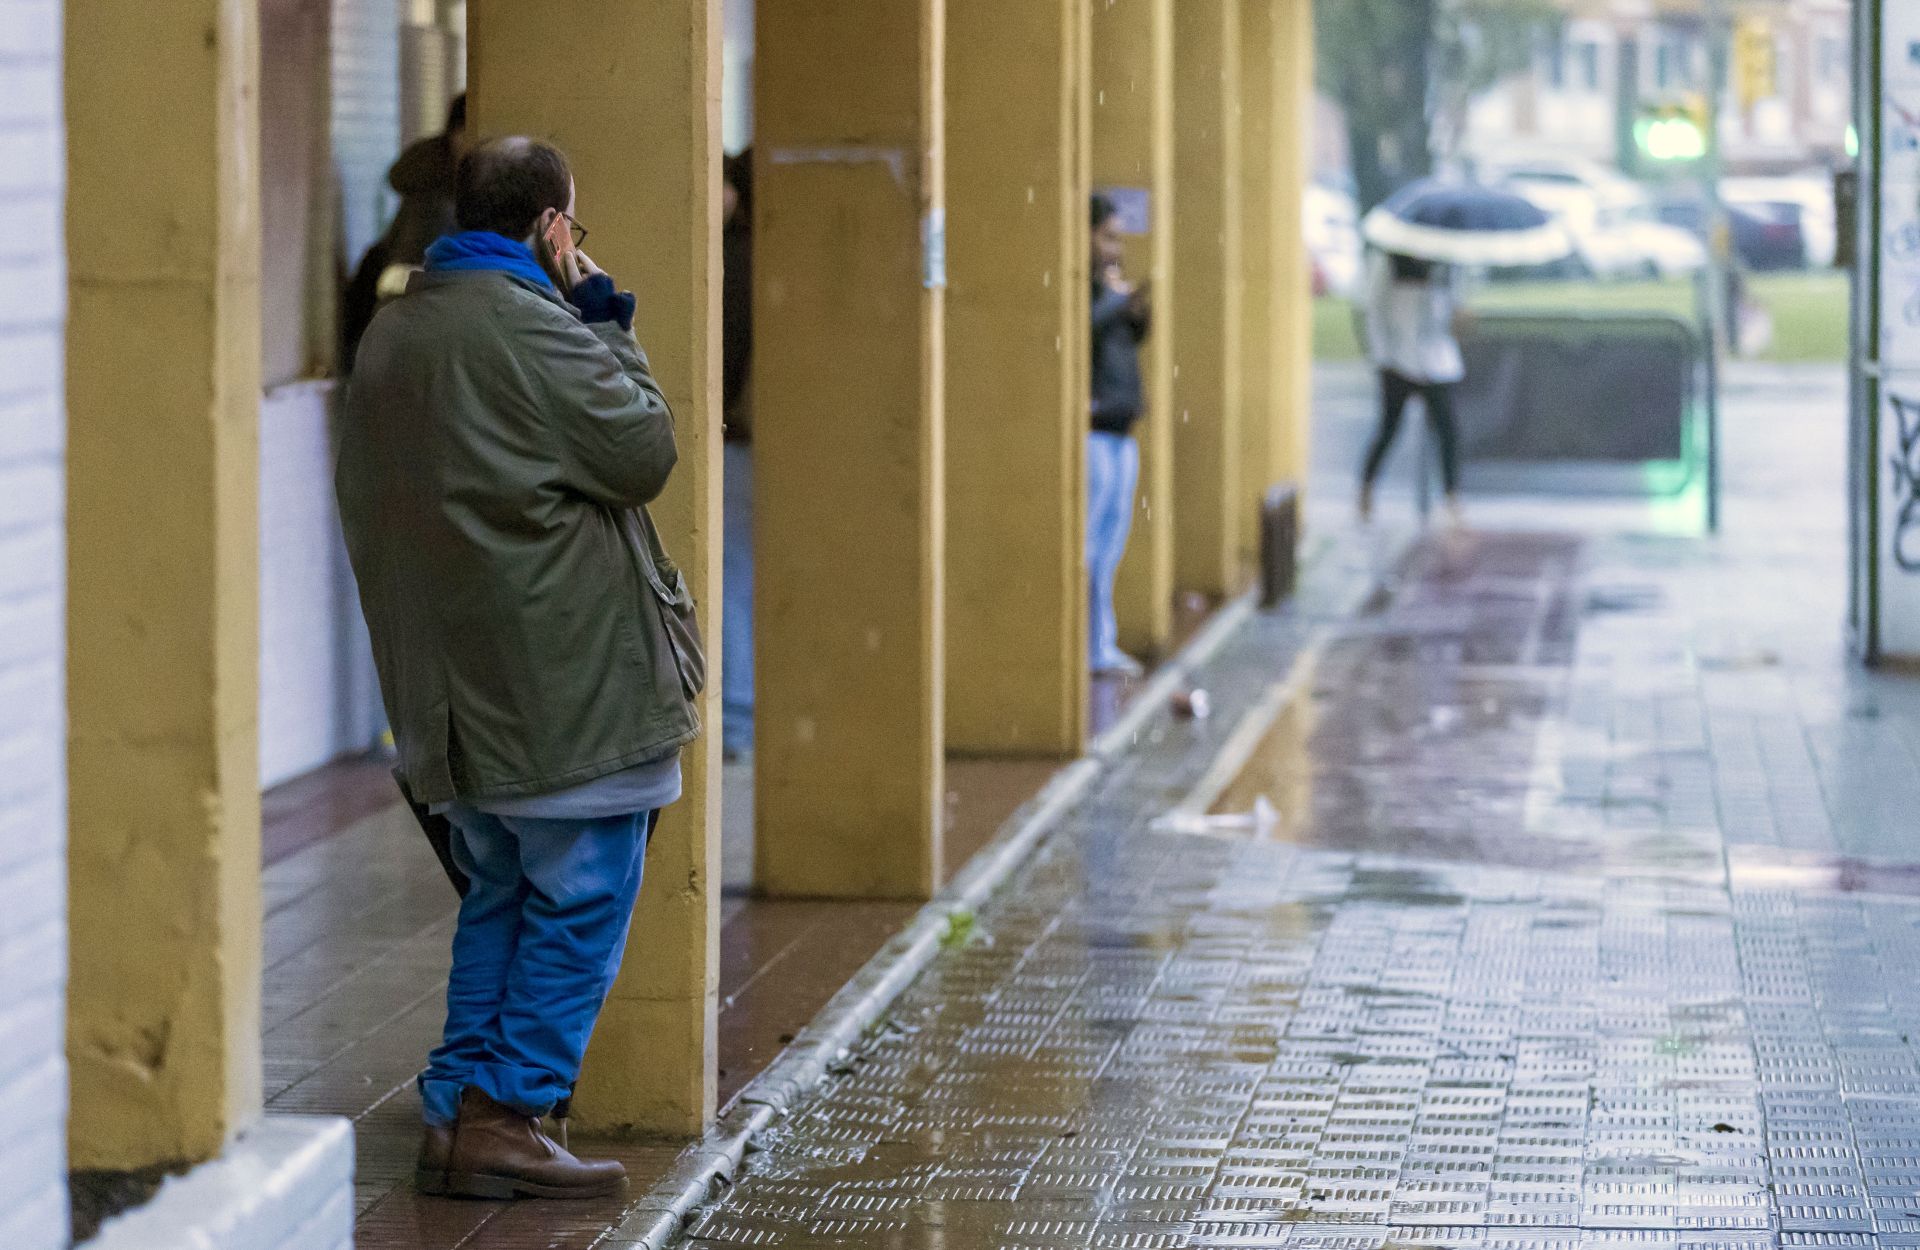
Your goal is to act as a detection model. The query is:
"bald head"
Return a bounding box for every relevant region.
[455,136,573,240]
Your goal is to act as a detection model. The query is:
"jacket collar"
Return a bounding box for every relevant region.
[406,265,577,317]
[423,231,554,289]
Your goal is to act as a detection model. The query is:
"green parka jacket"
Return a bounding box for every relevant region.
[336,268,700,808]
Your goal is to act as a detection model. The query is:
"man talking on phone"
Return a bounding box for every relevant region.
[336,136,698,1201]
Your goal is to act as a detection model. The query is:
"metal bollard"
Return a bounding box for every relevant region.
[1259,484,1299,610]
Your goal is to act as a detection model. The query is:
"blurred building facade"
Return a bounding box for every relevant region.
[1463,0,1854,174]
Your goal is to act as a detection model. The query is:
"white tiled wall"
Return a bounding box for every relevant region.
[259,383,384,788]
[0,1,68,1246]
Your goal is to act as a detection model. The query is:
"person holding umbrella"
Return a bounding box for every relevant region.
[1355,178,1572,523]
[1357,249,1466,524]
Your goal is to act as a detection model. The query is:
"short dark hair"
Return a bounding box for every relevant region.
[456,137,572,240]
[1388,252,1436,282]
[1091,192,1119,231]
[724,148,754,225]
[446,92,467,134]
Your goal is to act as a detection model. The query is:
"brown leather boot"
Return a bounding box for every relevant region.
[443,1087,627,1200]
[414,1123,454,1195]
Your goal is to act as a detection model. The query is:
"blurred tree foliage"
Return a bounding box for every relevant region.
[1317,0,1561,210]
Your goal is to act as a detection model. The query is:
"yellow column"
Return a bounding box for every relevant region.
[66,0,263,1169]
[468,0,722,1136]
[1238,0,1313,530]
[944,0,1089,756]
[1274,0,1315,490]
[755,0,946,898]
[1238,0,1278,561]
[1172,0,1246,600]
[1092,0,1176,657]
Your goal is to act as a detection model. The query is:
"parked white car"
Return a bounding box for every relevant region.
[1304,183,1362,297]
[1580,203,1709,278]
[1498,170,1705,279]
[1486,156,1646,209]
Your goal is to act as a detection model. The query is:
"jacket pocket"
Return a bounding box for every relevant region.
[649,558,707,701]
[621,508,707,701]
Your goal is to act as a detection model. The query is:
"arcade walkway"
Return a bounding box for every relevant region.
[677,366,1920,1246]
[255,364,1920,1249]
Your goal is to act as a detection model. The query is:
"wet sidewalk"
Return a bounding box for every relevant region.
[682,374,1920,1246]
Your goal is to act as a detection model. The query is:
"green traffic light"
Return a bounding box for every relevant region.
[1636,115,1708,162]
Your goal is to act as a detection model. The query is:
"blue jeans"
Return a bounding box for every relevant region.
[418,808,654,1126]
[722,441,754,755]
[1086,430,1140,670]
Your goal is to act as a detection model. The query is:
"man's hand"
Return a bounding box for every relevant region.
[1103,263,1134,298]
[560,249,604,295]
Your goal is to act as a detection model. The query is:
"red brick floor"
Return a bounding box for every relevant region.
[262,602,1200,1247]
[262,752,1061,1246]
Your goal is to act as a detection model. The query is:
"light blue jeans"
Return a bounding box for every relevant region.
[1086,430,1140,671]
[722,441,754,755]
[418,808,654,1126]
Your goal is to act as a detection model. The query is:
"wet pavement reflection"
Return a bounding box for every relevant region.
[682,526,1920,1248]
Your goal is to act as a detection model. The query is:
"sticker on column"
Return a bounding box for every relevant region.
[923,207,947,290]
[1883,92,1920,188]
[1096,186,1152,236]
[1882,188,1920,366]
[1887,3,1920,87]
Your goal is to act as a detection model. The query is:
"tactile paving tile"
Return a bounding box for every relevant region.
[679,533,1920,1250]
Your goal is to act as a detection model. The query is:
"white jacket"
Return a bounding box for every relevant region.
[1363,251,1465,385]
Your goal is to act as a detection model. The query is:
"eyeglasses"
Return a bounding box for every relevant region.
[564,214,588,249]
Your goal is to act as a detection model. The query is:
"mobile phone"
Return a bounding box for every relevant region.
[543,213,574,259]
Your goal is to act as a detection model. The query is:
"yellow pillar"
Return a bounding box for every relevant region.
[468,0,722,1136]
[1274,0,1315,490]
[1238,0,1314,531]
[1172,0,1246,600]
[1238,0,1278,561]
[755,0,947,898]
[1092,0,1176,657]
[65,0,263,1169]
[944,0,1089,756]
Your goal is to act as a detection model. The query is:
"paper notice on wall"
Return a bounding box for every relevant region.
[1885,91,1920,182]
[1886,4,1920,88]
[1878,383,1920,655]
[1872,0,1920,657]
[1881,23,1920,369]
[1880,188,1920,366]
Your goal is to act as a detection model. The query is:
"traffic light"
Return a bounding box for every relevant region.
[1834,166,1858,270]
[1636,95,1709,163]
[1734,16,1777,110]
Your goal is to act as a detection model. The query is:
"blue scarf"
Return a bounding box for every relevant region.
[423,231,553,289]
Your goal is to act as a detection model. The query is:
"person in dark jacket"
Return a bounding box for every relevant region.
[720,151,754,759]
[340,93,468,371]
[338,136,696,1202]
[1088,193,1152,677]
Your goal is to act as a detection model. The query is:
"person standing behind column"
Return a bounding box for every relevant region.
[721,151,755,760]
[337,137,701,1201]
[1357,249,1466,525]
[1088,194,1152,678]
[341,93,470,372]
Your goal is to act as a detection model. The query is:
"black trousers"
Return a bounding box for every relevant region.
[1360,369,1459,494]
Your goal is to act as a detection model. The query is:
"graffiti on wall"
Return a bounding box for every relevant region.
[1892,394,1920,571]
